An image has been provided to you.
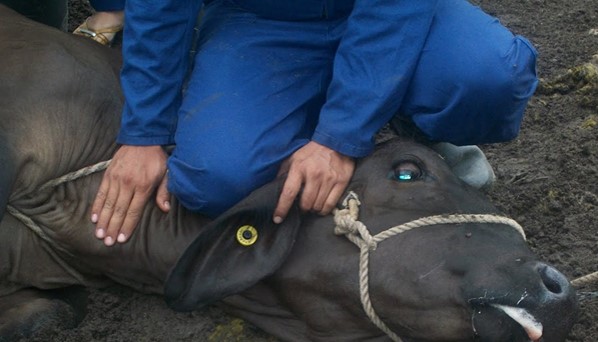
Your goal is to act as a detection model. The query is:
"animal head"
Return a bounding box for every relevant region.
[165,138,578,341]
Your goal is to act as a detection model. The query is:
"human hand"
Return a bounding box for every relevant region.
[274,141,355,223]
[91,145,170,246]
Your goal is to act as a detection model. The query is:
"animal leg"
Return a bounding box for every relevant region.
[0,286,87,341]
[221,283,309,342]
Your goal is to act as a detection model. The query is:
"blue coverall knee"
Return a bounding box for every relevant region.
[400,1,538,145]
[164,0,538,217]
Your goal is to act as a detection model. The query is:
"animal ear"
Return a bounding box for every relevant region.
[164,178,301,312]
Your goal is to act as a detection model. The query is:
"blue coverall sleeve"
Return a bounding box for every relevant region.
[312,1,439,158]
[117,0,203,146]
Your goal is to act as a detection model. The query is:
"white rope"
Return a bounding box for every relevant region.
[6,205,53,245]
[333,191,527,342]
[572,272,598,287]
[39,160,111,191]
[6,204,88,283]
[7,160,111,242]
[6,160,112,283]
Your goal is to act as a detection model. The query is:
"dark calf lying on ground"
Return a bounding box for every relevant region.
[0,5,578,342]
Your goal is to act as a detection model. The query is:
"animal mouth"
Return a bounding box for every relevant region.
[490,304,543,341]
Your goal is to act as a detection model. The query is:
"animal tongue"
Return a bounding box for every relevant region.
[491,304,543,341]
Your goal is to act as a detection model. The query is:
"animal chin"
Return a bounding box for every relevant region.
[491,304,543,342]
[470,300,544,342]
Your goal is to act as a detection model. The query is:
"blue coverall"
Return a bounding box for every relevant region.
[116,0,538,217]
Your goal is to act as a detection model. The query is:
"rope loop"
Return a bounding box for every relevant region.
[332,191,533,342]
[334,207,377,250]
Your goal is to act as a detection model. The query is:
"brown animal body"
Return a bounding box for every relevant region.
[0,5,578,341]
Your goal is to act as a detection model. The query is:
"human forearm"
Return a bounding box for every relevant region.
[315,0,439,158]
[118,0,203,145]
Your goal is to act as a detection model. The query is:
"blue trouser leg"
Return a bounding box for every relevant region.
[400,1,538,145]
[168,0,537,217]
[89,0,125,12]
[167,5,338,217]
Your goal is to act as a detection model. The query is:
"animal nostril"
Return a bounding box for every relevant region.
[538,264,567,295]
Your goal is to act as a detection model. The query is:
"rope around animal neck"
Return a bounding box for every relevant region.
[38,160,112,191]
[332,191,532,342]
[6,160,112,283]
[7,160,111,235]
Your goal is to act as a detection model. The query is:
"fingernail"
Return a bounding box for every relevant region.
[104,236,114,246]
[164,201,171,210]
[273,216,283,224]
[117,233,126,243]
[91,213,98,223]
[96,228,105,239]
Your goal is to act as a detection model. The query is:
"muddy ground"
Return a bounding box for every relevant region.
[29,0,598,341]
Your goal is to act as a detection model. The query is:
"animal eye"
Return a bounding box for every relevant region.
[389,161,423,182]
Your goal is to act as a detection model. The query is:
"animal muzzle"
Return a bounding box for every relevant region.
[470,262,578,342]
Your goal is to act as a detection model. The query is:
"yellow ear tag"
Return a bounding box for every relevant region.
[236,225,258,246]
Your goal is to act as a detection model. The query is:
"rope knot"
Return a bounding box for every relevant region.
[333,193,377,250]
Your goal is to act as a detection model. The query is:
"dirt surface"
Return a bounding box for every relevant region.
[30,0,598,341]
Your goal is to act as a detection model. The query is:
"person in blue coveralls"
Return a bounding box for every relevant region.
[90,0,538,247]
